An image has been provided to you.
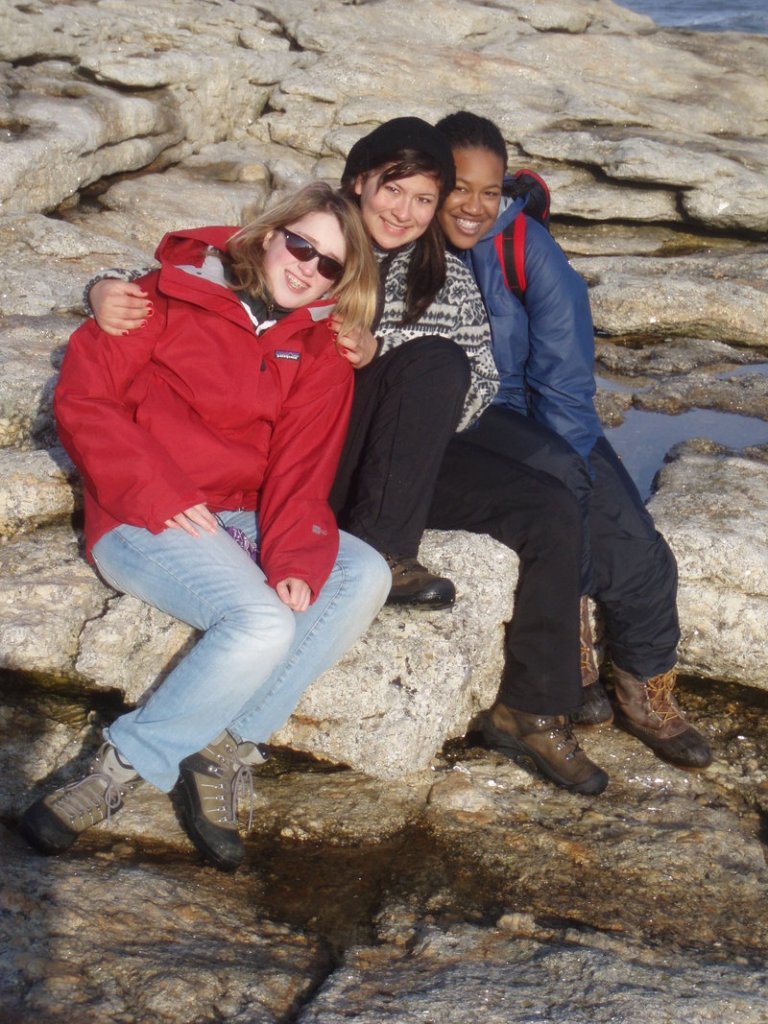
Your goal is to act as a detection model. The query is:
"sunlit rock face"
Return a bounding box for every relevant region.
[1,3,768,1020]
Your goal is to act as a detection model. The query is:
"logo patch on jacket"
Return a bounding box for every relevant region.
[275,350,300,361]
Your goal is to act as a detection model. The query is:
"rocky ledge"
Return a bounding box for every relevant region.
[1,2,767,1022]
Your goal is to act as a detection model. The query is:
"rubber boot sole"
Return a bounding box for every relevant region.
[614,713,713,770]
[18,799,81,855]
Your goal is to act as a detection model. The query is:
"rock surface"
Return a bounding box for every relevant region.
[1,1,768,1021]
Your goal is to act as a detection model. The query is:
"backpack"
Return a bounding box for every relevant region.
[495,169,551,302]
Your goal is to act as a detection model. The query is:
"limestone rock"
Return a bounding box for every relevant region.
[274,531,517,778]
[1,0,767,232]
[0,216,151,319]
[0,447,79,538]
[65,168,269,254]
[0,525,108,682]
[72,529,517,778]
[650,444,768,687]
[577,249,768,345]
[1,516,515,780]
[0,314,73,449]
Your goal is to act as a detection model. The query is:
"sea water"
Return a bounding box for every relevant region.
[615,0,768,35]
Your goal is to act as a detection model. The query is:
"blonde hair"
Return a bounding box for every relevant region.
[227,182,378,337]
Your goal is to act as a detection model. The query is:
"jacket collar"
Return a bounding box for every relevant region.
[478,195,526,245]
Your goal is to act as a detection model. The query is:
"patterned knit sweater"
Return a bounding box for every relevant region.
[374,245,498,430]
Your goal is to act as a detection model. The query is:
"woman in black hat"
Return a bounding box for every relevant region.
[330,116,500,606]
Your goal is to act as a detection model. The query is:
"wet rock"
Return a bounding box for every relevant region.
[593,385,633,428]
[637,370,768,421]
[0,826,328,1024]
[596,336,764,379]
[3,658,768,1022]
[297,917,768,1024]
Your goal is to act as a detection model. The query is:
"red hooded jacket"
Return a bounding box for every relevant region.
[54,226,353,599]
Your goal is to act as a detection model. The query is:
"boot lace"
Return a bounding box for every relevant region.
[646,670,682,724]
[579,599,599,687]
[545,719,582,762]
[51,771,124,829]
[201,738,256,831]
[384,554,423,578]
[232,757,255,831]
[580,637,598,686]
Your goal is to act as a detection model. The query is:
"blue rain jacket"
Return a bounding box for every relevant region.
[459,197,604,461]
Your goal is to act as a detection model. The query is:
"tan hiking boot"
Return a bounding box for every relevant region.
[178,730,266,872]
[482,702,608,795]
[612,666,712,769]
[19,742,141,855]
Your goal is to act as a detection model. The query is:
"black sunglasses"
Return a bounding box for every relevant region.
[280,228,344,281]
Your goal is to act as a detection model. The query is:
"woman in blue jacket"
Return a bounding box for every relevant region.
[433,111,711,773]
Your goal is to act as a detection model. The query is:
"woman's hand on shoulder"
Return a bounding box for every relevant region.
[164,504,218,537]
[276,577,311,612]
[90,280,153,336]
[330,314,377,368]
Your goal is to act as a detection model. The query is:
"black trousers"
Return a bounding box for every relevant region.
[331,336,471,556]
[429,416,584,715]
[459,406,680,680]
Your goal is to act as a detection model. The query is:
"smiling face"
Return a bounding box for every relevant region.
[262,210,346,309]
[438,146,505,250]
[354,169,440,250]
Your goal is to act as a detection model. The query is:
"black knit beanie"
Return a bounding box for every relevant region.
[341,116,456,194]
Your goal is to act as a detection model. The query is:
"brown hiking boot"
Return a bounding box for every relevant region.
[481,702,608,795]
[384,553,455,608]
[571,596,613,726]
[612,667,712,769]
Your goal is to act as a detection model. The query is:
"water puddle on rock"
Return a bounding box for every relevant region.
[605,406,768,499]
[4,676,768,965]
[241,679,768,960]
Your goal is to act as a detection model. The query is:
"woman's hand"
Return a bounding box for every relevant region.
[164,504,218,537]
[330,315,377,368]
[275,577,311,612]
[90,280,152,336]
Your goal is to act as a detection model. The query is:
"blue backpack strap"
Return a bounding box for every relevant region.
[497,169,552,303]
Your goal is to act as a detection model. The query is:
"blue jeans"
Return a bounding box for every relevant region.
[91,512,390,792]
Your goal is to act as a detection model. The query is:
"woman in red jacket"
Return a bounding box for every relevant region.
[20,182,389,871]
